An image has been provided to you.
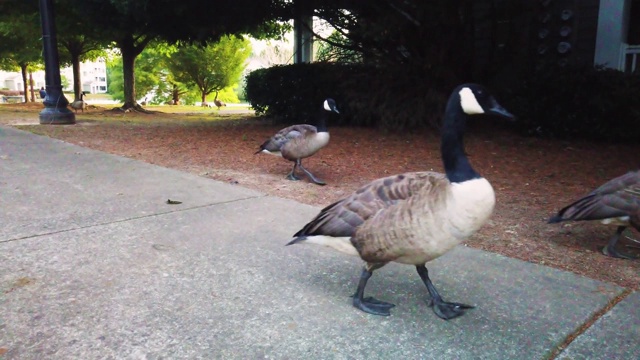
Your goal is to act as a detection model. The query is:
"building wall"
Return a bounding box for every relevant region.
[0,59,108,93]
[472,0,602,74]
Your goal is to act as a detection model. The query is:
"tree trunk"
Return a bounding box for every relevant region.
[118,34,153,110]
[20,64,28,103]
[71,52,82,100]
[29,71,35,102]
[201,92,206,105]
[172,85,180,105]
[120,36,137,109]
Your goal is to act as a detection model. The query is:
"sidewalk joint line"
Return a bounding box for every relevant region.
[0,194,265,244]
[546,287,633,360]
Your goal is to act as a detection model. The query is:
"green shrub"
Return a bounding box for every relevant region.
[245,63,353,124]
[244,63,449,130]
[507,64,640,142]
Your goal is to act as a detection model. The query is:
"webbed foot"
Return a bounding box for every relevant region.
[602,226,639,259]
[285,173,301,181]
[602,244,638,260]
[353,296,395,316]
[429,299,474,320]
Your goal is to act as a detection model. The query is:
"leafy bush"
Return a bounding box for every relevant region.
[244,63,449,130]
[245,63,352,124]
[506,64,640,142]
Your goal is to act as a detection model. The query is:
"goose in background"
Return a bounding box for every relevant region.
[70,92,87,113]
[549,170,640,259]
[255,98,339,185]
[287,84,514,319]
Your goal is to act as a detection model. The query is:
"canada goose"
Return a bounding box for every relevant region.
[255,98,339,185]
[214,99,226,110]
[548,170,640,259]
[70,92,87,113]
[287,84,514,319]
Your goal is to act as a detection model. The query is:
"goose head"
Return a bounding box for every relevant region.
[323,98,340,114]
[441,84,514,183]
[456,83,513,120]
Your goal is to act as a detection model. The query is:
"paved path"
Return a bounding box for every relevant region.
[0,125,638,359]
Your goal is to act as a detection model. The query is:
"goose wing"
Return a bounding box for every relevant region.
[549,170,640,223]
[293,171,446,238]
[257,124,317,153]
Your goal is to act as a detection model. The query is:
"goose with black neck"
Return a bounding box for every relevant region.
[287,84,514,319]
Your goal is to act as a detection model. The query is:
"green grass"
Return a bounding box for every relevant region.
[145,104,252,114]
[0,102,258,127]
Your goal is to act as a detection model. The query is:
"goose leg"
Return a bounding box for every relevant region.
[416,265,474,320]
[352,265,395,316]
[602,226,638,260]
[297,160,326,186]
[285,161,301,181]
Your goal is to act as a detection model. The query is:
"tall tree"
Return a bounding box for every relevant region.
[72,0,288,111]
[0,12,44,103]
[168,36,252,105]
[56,0,111,101]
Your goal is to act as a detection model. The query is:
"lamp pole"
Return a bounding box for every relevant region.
[38,0,75,124]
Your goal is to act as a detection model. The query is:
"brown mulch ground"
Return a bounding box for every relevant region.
[2,103,639,290]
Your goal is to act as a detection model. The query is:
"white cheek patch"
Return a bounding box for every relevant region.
[324,100,331,111]
[459,87,484,115]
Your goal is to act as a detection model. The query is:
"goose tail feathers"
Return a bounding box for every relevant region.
[286,236,307,246]
[548,193,601,223]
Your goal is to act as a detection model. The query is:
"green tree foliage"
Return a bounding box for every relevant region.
[305,0,530,87]
[71,0,288,110]
[0,12,44,102]
[106,46,169,103]
[55,0,111,101]
[167,36,252,105]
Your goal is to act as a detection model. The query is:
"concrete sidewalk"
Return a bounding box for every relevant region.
[0,125,638,359]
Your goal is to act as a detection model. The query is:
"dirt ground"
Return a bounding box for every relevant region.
[2,103,639,290]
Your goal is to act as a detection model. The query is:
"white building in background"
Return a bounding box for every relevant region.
[0,58,108,94]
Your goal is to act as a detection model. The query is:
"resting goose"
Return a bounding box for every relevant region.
[548,170,640,259]
[287,84,514,319]
[255,98,339,185]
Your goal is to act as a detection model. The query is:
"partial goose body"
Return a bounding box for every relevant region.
[258,124,327,158]
[288,84,514,319]
[70,92,86,113]
[256,98,339,185]
[549,170,640,259]
[296,172,495,264]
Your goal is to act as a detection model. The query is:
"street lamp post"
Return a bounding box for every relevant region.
[38,0,75,124]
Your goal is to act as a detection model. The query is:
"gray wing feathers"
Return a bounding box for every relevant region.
[550,170,640,223]
[294,172,446,238]
[259,124,317,152]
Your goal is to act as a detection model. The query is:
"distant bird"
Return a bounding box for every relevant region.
[140,97,148,106]
[287,84,514,319]
[549,171,640,259]
[70,92,87,113]
[255,98,339,185]
[214,99,226,110]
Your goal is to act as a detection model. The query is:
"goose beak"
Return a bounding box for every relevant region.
[488,102,514,120]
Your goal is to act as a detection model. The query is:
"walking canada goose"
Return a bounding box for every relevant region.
[287,84,514,319]
[548,170,640,259]
[70,92,86,113]
[255,98,339,185]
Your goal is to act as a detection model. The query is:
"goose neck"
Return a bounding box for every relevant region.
[316,112,328,133]
[440,106,480,183]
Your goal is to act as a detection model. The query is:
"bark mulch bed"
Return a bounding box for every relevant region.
[2,103,639,290]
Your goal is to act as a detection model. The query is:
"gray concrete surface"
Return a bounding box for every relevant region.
[559,291,640,360]
[0,125,637,359]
